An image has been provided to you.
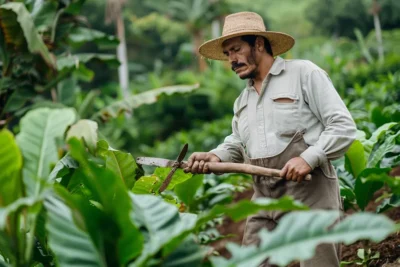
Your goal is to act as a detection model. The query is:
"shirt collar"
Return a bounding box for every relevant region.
[246,56,286,90]
[269,56,286,76]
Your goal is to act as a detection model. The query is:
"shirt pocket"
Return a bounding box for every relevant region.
[234,103,250,145]
[270,93,300,136]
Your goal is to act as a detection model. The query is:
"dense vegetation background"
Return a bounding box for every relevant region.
[0,0,399,266]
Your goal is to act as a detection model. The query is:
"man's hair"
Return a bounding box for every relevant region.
[241,35,273,56]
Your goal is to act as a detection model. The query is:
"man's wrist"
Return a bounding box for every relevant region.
[299,146,327,170]
[209,149,231,162]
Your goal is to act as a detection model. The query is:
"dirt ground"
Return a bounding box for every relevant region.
[211,187,400,267]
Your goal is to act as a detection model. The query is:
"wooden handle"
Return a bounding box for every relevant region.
[180,162,312,181]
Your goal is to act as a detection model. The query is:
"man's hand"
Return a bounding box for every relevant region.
[280,157,312,182]
[184,152,221,174]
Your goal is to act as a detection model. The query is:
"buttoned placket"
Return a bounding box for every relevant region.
[255,75,271,150]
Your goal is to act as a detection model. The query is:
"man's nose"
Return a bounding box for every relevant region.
[228,53,237,64]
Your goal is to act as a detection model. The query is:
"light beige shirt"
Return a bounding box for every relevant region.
[210,56,357,170]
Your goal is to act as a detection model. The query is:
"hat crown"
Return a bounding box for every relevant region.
[222,12,266,36]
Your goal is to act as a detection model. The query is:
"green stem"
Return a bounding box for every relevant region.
[24,213,37,263]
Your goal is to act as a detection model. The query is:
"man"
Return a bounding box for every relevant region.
[184,12,357,267]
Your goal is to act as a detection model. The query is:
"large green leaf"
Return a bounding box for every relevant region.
[66,119,98,154]
[362,122,398,156]
[0,2,56,68]
[345,140,366,178]
[210,211,396,267]
[129,193,199,267]
[106,150,139,189]
[94,84,199,121]
[97,139,142,189]
[132,168,193,195]
[44,194,106,267]
[162,235,207,267]
[16,108,76,197]
[377,194,400,213]
[196,196,308,229]
[0,129,22,206]
[354,168,390,211]
[154,167,194,190]
[175,174,204,207]
[131,175,162,194]
[68,138,143,264]
[368,130,400,168]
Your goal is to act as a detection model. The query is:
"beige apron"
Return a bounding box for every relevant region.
[241,130,342,267]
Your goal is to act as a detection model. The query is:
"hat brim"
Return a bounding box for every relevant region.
[198,31,295,61]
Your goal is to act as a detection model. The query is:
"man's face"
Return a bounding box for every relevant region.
[222,37,258,80]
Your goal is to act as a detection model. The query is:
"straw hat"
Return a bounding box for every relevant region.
[199,12,295,61]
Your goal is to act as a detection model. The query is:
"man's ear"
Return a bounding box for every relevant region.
[255,36,265,52]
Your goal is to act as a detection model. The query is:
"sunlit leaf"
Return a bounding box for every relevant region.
[132,175,162,194]
[66,119,98,154]
[0,129,22,206]
[154,167,193,190]
[345,140,366,178]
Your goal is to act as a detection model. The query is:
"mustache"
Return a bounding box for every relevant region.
[231,62,246,71]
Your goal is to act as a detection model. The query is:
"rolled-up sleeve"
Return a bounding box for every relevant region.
[300,69,357,169]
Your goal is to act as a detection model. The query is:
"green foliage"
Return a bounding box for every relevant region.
[44,192,106,267]
[66,119,98,154]
[0,0,118,125]
[1,0,400,265]
[94,83,199,121]
[211,211,396,267]
[341,123,400,211]
[0,129,22,206]
[0,2,56,67]
[16,108,76,197]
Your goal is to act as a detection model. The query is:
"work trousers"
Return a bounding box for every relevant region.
[242,131,342,267]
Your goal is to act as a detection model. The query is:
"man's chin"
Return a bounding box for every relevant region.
[238,72,253,80]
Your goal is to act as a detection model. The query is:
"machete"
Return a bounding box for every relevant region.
[137,155,312,182]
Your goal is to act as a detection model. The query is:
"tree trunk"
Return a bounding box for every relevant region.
[117,16,129,99]
[211,19,220,39]
[372,0,384,64]
[116,15,131,117]
[193,30,207,72]
[373,13,384,64]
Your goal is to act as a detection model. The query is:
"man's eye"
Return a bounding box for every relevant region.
[234,47,240,52]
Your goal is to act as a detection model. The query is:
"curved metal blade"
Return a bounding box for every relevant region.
[176,143,188,163]
[159,143,189,193]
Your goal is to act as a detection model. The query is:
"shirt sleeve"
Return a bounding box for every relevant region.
[300,69,357,169]
[209,100,245,163]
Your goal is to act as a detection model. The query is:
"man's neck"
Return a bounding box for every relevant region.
[252,56,275,94]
